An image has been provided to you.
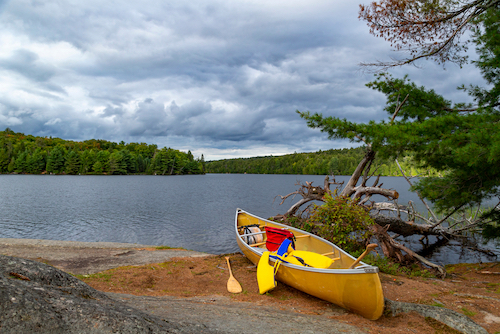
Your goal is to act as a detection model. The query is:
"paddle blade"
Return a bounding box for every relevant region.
[257,251,276,294]
[227,276,242,293]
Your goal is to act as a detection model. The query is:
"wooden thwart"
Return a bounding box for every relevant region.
[249,241,267,247]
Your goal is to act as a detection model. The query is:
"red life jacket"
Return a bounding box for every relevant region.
[265,226,296,252]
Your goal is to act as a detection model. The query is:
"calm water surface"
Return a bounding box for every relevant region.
[0,174,497,263]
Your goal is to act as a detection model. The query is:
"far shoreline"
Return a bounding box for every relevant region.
[0,237,160,249]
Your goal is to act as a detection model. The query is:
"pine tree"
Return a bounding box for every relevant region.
[65,150,81,175]
[46,146,66,174]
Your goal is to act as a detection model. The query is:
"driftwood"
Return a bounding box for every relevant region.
[275,178,339,217]
[275,149,399,218]
[273,147,457,272]
[273,163,499,273]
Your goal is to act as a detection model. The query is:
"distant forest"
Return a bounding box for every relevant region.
[1,128,439,177]
[0,128,205,175]
[205,147,440,177]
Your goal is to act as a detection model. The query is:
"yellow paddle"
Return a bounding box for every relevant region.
[348,243,378,269]
[225,256,242,293]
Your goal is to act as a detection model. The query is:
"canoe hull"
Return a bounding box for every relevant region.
[235,209,384,320]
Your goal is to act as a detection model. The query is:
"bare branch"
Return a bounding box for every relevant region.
[359,0,500,68]
[353,186,399,201]
[340,149,376,197]
[275,180,328,216]
[274,191,300,206]
[391,94,409,123]
[392,241,446,277]
[431,204,466,229]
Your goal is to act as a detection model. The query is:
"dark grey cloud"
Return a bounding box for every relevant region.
[0,1,486,160]
[0,49,55,82]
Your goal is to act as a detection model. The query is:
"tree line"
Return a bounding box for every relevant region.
[205,147,437,176]
[0,129,205,175]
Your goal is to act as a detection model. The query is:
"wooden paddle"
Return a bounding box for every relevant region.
[348,243,378,269]
[225,256,242,293]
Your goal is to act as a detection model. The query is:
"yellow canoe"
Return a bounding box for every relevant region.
[235,208,384,320]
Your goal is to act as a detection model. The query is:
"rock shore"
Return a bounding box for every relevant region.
[0,239,365,334]
[1,255,220,333]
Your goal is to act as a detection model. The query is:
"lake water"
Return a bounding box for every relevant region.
[0,174,497,264]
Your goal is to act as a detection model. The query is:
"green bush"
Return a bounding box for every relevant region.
[306,193,375,253]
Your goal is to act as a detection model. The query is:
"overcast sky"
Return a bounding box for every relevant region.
[0,0,486,160]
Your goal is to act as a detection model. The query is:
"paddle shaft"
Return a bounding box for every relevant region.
[348,244,378,269]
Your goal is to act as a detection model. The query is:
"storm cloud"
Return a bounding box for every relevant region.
[0,0,485,160]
